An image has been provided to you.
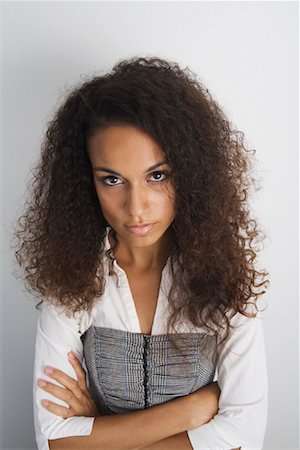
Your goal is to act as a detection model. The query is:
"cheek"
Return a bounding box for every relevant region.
[154,191,176,221]
[159,185,176,209]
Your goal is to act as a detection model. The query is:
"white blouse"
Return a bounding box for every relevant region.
[33,226,268,450]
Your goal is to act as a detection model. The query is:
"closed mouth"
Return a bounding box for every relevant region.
[126,223,155,228]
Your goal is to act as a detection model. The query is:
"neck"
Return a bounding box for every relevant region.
[108,228,175,272]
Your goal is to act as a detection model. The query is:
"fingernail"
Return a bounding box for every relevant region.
[38,379,47,387]
[44,366,54,375]
[41,400,49,407]
[68,351,75,359]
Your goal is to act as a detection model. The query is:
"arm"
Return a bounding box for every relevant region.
[136,434,241,450]
[45,376,220,450]
[48,393,194,450]
[33,301,95,450]
[186,307,268,450]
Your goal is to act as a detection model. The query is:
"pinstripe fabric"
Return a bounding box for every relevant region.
[81,326,217,415]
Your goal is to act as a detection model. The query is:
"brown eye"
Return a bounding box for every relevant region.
[98,176,123,186]
[149,171,169,182]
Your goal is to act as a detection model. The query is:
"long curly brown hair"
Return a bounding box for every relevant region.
[12,55,269,350]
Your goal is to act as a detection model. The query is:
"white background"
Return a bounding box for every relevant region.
[1,1,298,449]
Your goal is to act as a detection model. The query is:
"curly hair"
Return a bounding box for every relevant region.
[12,55,269,350]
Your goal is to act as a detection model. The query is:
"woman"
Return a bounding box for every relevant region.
[14,56,269,450]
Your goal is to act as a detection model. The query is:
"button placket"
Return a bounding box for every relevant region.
[143,335,151,408]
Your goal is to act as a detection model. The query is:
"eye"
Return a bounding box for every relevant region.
[99,175,123,186]
[96,171,171,187]
[149,171,169,182]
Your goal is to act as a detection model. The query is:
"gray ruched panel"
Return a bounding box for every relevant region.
[81,327,217,415]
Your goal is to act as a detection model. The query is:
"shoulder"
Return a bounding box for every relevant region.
[38,300,94,337]
[217,302,265,346]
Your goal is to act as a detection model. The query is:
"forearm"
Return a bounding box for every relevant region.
[135,431,193,450]
[135,434,241,450]
[48,394,194,450]
[139,435,240,450]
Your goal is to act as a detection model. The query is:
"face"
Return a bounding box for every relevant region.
[87,124,176,248]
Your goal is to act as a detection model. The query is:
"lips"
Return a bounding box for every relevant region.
[126,223,155,227]
[126,222,156,235]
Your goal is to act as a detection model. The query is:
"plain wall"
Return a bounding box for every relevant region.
[1,1,298,449]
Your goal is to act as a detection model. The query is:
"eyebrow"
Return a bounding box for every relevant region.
[93,160,168,176]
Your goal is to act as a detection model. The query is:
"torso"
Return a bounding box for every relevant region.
[123,268,162,335]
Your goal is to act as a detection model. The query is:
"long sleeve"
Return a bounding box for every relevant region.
[187,308,268,450]
[33,300,96,450]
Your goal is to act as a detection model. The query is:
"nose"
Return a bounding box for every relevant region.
[125,184,150,217]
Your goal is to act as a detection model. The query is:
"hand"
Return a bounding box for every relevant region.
[38,351,101,419]
[188,381,221,429]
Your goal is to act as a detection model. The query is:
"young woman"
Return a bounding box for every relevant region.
[14,56,269,450]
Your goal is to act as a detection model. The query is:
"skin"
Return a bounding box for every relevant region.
[38,352,99,418]
[86,124,176,272]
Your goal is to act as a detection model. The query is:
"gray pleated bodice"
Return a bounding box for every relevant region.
[81,326,218,415]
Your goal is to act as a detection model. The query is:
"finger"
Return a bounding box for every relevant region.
[38,379,78,406]
[41,399,72,419]
[68,352,87,390]
[44,366,82,398]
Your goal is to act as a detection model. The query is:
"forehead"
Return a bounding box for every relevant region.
[87,125,165,163]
